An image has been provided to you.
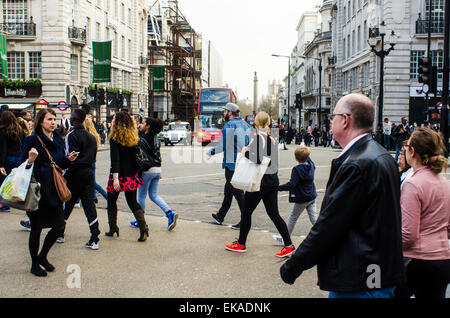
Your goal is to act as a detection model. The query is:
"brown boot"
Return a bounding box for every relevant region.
[105,206,119,237]
[133,209,149,242]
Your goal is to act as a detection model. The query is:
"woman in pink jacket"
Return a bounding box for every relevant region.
[397,127,450,298]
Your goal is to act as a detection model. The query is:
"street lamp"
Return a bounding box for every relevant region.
[298,55,323,131]
[272,54,291,132]
[368,21,397,127]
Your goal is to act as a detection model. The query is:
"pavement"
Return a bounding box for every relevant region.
[0,207,327,298]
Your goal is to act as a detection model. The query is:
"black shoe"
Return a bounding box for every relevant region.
[20,220,31,231]
[231,223,240,230]
[30,264,47,277]
[211,213,223,225]
[38,257,55,272]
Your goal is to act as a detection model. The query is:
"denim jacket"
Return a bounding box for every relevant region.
[209,117,251,171]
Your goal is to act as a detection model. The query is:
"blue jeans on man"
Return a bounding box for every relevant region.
[384,134,390,151]
[329,286,395,298]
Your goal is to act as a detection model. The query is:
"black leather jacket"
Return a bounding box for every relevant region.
[280,135,405,292]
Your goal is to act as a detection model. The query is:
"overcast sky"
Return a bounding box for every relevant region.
[177,0,321,102]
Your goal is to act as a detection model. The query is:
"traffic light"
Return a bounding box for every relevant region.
[418,57,432,86]
[430,66,438,96]
[295,91,303,109]
[97,88,105,105]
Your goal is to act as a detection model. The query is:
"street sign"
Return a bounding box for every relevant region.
[36,99,48,109]
[57,101,70,111]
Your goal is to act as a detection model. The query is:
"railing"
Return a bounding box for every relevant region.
[416,18,444,34]
[68,26,87,44]
[0,22,36,36]
[139,55,148,67]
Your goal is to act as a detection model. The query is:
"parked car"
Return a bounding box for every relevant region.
[163,121,192,146]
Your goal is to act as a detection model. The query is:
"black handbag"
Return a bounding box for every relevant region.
[135,138,153,171]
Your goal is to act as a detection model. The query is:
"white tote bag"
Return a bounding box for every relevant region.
[231,142,271,193]
[0,160,33,202]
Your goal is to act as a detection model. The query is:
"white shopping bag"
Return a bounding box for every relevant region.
[0,160,33,202]
[231,152,271,192]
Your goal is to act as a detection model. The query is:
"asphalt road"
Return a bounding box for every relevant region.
[94,142,342,238]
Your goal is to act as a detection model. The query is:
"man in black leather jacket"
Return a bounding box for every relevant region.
[280,94,404,298]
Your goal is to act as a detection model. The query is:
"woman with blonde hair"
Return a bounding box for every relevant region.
[83,117,107,202]
[105,111,148,241]
[395,127,450,298]
[225,111,295,258]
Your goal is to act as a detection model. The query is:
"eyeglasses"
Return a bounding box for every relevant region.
[328,113,352,120]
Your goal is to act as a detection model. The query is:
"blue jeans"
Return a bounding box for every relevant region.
[395,145,402,162]
[383,134,390,151]
[329,287,395,298]
[137,173,171,215]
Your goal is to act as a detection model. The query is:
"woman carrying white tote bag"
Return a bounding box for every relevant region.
[226,112,295,258]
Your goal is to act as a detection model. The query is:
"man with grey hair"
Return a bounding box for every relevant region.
[280,93,404,298]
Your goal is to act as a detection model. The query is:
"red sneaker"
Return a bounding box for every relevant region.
[225,241,247,253]
[276,245,295,258]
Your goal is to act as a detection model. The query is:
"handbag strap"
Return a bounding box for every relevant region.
[35,134,58,168]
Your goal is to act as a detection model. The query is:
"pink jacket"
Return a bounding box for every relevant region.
[400,166,450,260]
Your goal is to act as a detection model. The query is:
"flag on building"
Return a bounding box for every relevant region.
[0,34,8,80]
[92,41,111,83]
[152,65,165,92]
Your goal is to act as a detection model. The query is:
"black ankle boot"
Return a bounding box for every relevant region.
[30,263,47,277]
[38,256,55,272]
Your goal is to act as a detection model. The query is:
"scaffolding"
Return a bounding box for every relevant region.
[148,0,197,124]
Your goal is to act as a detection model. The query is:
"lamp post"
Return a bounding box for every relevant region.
[272,54,291,131]
[441,0,449,156]
[298,55,322,130]
[368,21,397,127]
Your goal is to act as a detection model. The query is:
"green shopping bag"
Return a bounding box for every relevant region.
[0,160,33,202]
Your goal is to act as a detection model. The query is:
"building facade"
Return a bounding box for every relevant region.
[1,0,148,122]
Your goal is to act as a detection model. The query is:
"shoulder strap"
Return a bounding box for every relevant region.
[35,134,57,166]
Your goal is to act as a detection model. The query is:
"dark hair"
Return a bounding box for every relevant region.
[71,109,86,125]
[145,117,164,134]
[33,108,56,133]
[80,104,90,114]
[0,111,21,140]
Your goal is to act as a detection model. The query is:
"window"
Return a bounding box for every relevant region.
[426,0,444,33]
[343,71,348,91]
[344,6,347,21]
[28,52,41,79]
[96,22,101,41]
[121,35,125,59]
[352,30,355,55]
[347,1,351,20]
[70,54,78,81]
[351,67,359,89]
[87,17,91,47]
[121,3,125,22]
[7,52,25,79]
[2,0,28,23]
[347,34,350,58]
[357,26,361,52]
[89,60,93,82]
[128,8,132,25]
[352,0,355,15]
[364,21,368,48]
[362,62,370,86]
[128,39,131,62]
[343,38,346,60]
[431,50,444,80]
[113,31,118,57]
[111,67,117,86]
[410,50,425,79]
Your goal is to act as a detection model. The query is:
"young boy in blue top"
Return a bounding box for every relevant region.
[273,145,317,245]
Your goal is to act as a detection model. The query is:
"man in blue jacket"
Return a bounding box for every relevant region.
[208,103,250,229]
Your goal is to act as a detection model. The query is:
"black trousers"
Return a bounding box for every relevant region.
[63,168,100,240]
[395,258,450,298]
[107,189,141,214]
[238,187,292,247]
[217,167,245,221]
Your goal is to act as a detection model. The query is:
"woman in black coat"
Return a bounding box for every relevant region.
[225,112,295,258]
[22,108,78,277]
[105,111,148,241]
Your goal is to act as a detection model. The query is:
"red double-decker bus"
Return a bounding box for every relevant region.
[196,87,237,146]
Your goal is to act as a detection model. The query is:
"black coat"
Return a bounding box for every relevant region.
[392,124,410,147]
[278,158,317,204]
[280,135,404,292]
[21,130,71,207]
[109,139,139,178]
[141,131,162,169]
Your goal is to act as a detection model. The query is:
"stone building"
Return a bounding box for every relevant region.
[1,0,148,122]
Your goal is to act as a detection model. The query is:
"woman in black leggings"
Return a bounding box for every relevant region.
[225,112,295,258]
[105,111,148,241]
[21,109,78,276]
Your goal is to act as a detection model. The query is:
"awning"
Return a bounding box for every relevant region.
[0,103,33,110]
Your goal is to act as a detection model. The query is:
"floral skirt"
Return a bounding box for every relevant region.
[107,173,143,194]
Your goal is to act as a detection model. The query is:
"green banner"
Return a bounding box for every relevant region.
[92,41,111,83]
[0,34,7,80]
[152,65,165,92]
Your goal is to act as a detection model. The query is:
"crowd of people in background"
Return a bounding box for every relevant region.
[0,99,448,298]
